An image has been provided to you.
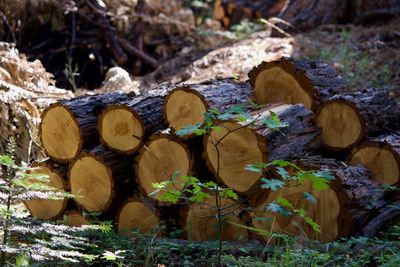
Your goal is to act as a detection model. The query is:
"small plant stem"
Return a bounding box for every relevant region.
[1,168,12,266]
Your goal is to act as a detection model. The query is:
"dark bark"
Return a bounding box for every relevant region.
[255,104,322,160]
[248,58,348,110]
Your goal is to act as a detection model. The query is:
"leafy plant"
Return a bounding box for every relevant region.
[153,101,332,266]
[0,138,98,266]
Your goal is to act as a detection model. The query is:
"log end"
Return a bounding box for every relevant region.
[204,121,267,194]
[116,199,160,236]
[136,135,191,203]
[164,88,208,132]
[63,210,89,227]
[24,164,67,220]
[40,104,82,162]
[248,59,314,109]
[316,100,364,150]
[69,154,113,212]
[98,105,144,154]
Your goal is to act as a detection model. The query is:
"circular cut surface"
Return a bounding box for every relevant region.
[117,201,160,236]
[252,182,341,242]
[100,108,143,152]
[165,89,208,131]
[64,212,89,227]
[186,197,248,241]
[351,146,399,185]
[41,106,80,160]
[70,156,112,212]
[254,67,313,109]
[25,165,67,220]
[137,138,190,201]
[205,122,264,193]
[317,102,363,149]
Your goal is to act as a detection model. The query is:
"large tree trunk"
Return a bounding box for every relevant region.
[68,145,134,213]
[248,58,348,110]
[349,134,400,186]
[40,92,127,162]
[164,79,253,133]
[316,88,400,150]
[203,104,321,195]
[251,157,385,242]
[24,160,69,220]
[98,88,169,154]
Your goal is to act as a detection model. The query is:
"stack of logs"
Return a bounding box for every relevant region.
[25,57,400,242]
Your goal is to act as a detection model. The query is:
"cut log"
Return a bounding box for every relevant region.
[98,90,168,154]
[204,104,321,194]
[40,92,127,162]
[163,79,253,133]
[316,88,400,150]
[248,58,347,110]
[69,146,133,213]
[135,133,192,204]
[63,210,89,227]
[24,160,68,220]
[251,157,385,242]
[349,134,400,186]
[183,196,248,241]
[116,197,160,236]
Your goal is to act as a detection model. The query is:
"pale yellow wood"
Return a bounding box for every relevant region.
[252,181,341,242]
[24,165,66,220]
[100,108,143,151]
[186,197,248,241]
[205,121,264,193]
[41,106,80,160]
[317,102,362,148]
[70,156,112,212]
[138,138,190,201]
[255,67,313,109]
[166,90,208,131]
[64,212,89,227]
[351,146,399,185]
[117,201,160,236]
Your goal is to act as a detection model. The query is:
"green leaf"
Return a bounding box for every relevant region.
[15,255,30,267]
[314,170,335,181]
[260,178,284,191]
[189,191,210,203]
[221,188,239,200]
[263,111,288,130]
[245,162,266,173]
[276,197,293,209]
[276,167,291,180]
[267,202,292,217]
[218,112,233,121]
[176,122,203,137]
[303,192,317,205]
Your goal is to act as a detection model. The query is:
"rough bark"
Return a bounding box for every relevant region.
[40,91,127,162]
[68,145,135,214]
[251,156,386,242]
[248,57,348,110]
[98,89,169,154]
[317,88,400,150]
